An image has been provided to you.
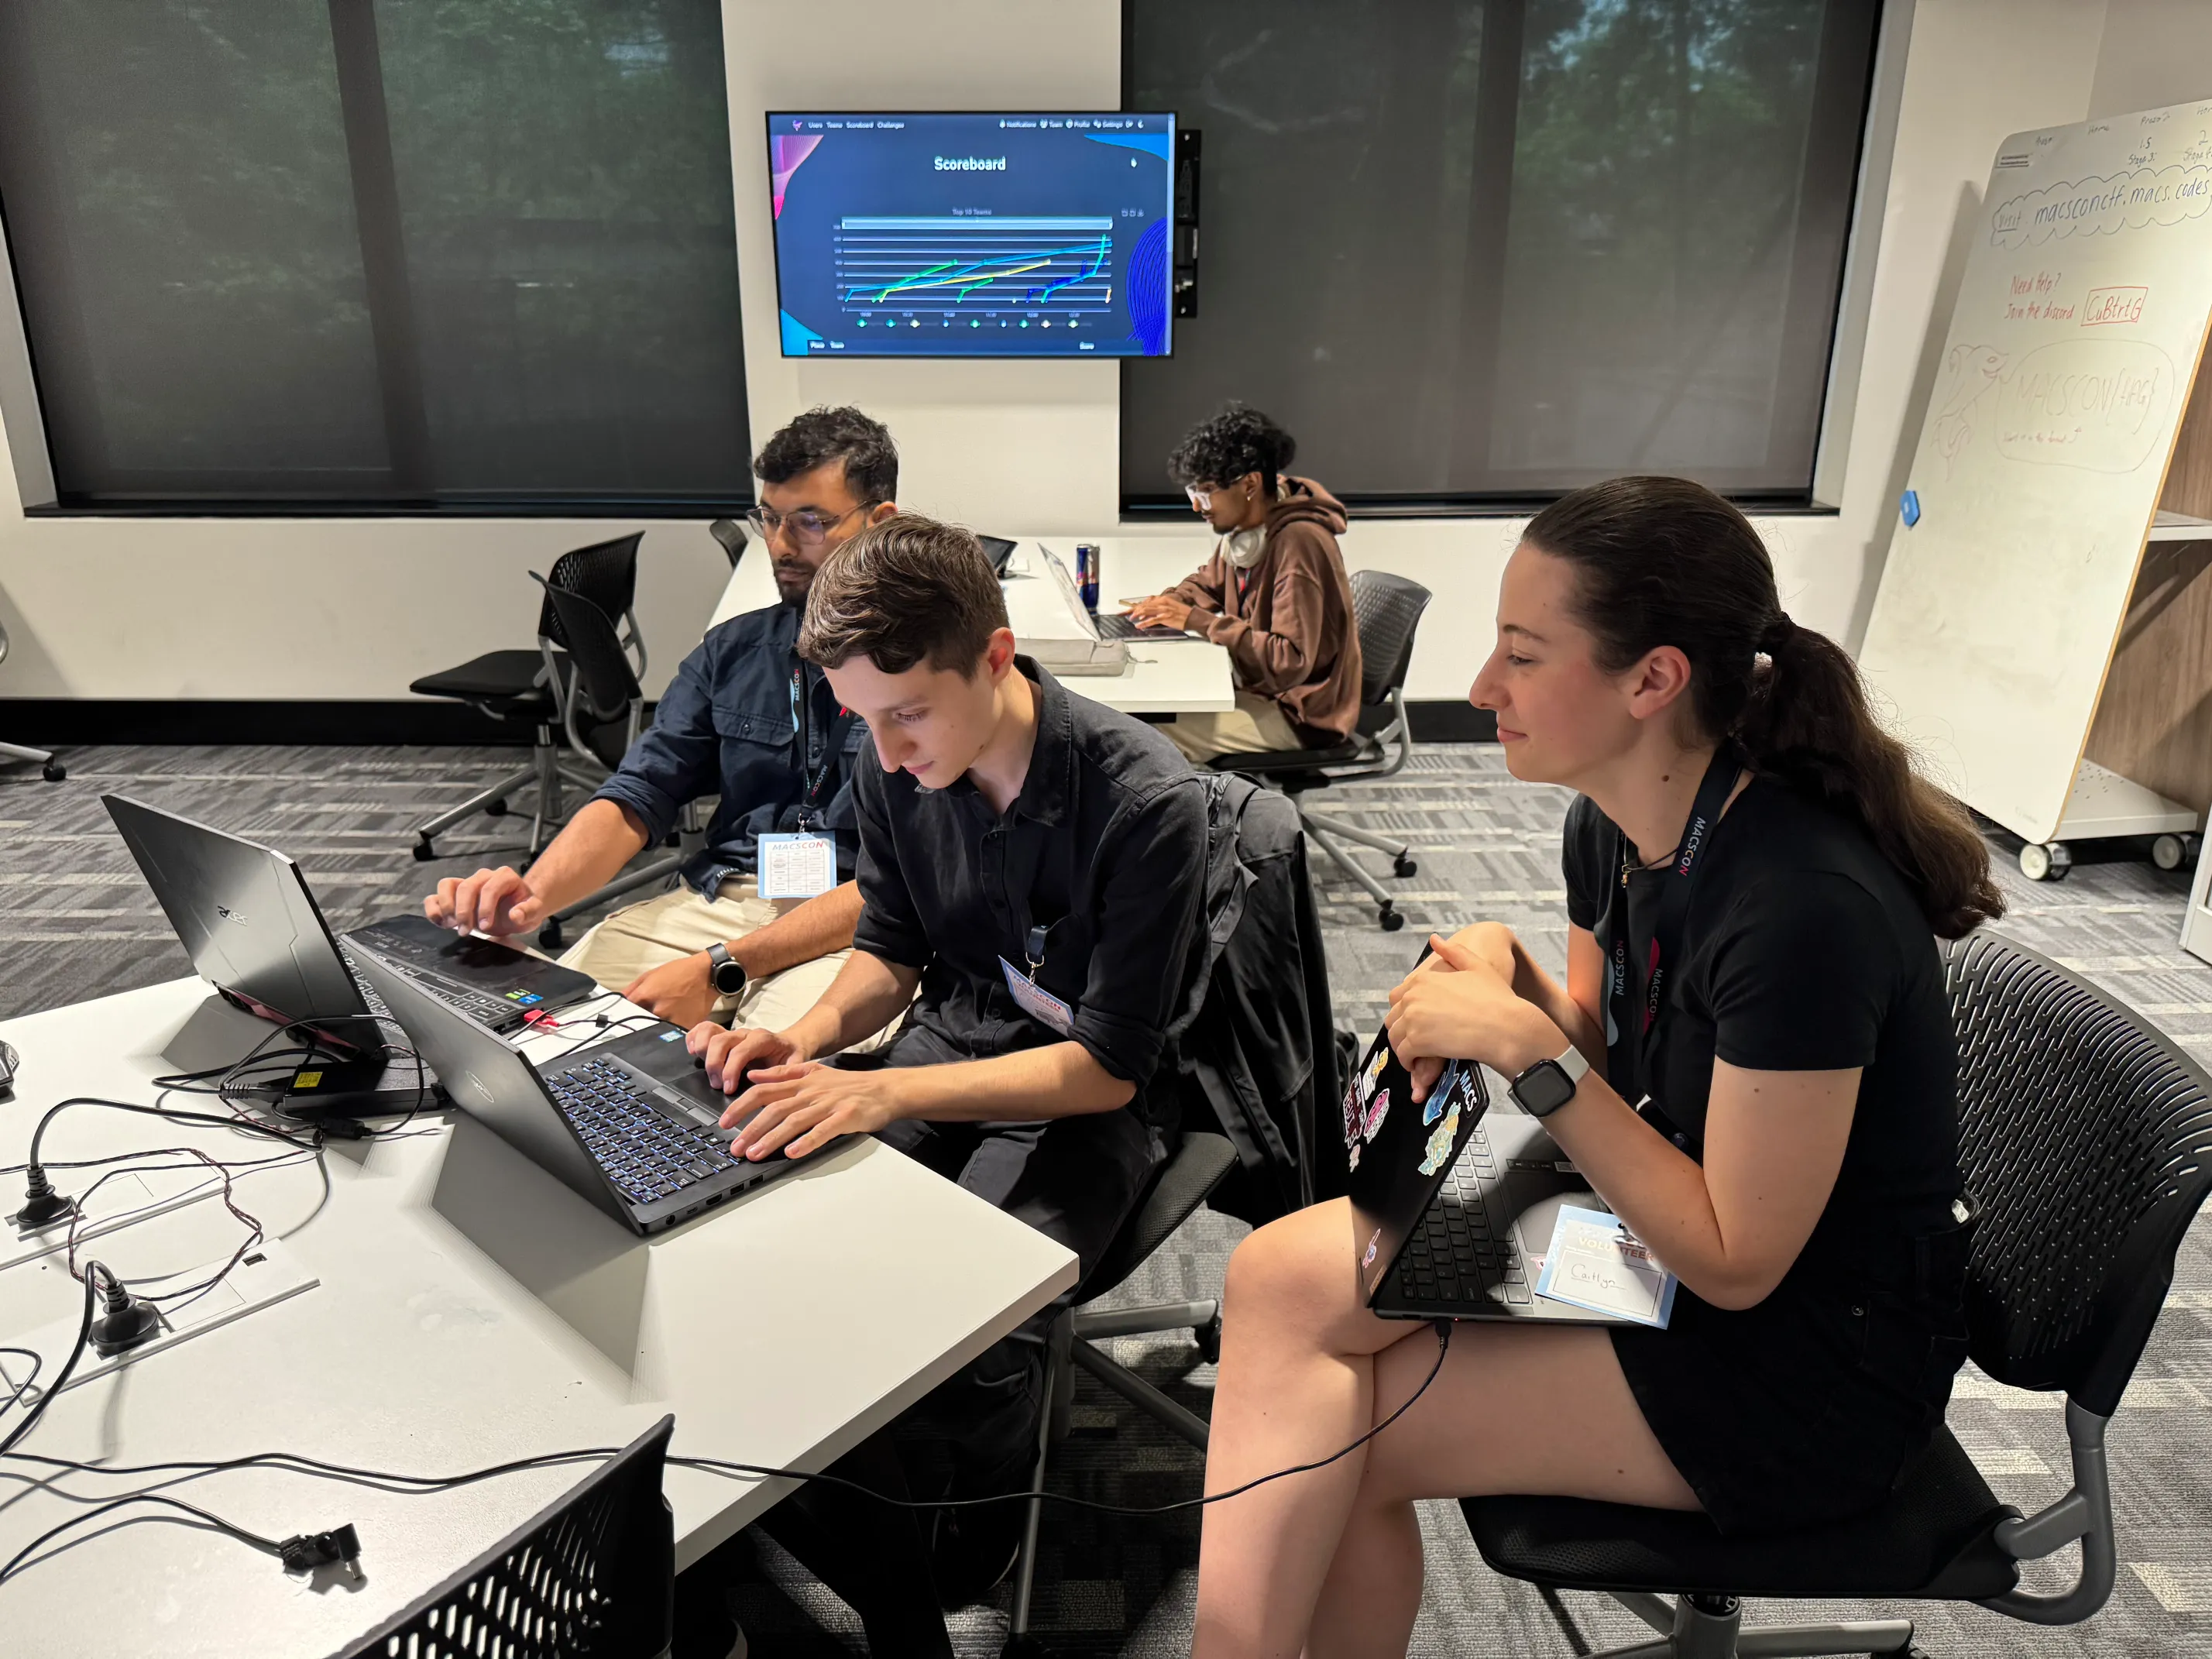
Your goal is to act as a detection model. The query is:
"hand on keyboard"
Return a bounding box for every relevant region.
[426,864,544,936]
[1124,593,1194,633]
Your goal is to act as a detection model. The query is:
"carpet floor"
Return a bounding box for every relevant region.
[3,741,2209,1657]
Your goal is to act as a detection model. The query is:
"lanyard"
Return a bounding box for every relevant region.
[788,663,858,819]
[1596,747,1743,1099]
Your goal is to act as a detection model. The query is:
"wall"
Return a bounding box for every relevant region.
[0,0,2171,709]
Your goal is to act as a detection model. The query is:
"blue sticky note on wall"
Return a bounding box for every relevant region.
[1900,489,1921,527]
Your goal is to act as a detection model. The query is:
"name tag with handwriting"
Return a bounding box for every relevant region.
[1534,1205,1678,1328]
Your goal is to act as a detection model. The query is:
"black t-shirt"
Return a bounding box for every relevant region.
[1561,779,1961,1289]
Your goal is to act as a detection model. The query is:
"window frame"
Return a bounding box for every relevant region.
[0,0,754,520]
[1117,0,1898,520]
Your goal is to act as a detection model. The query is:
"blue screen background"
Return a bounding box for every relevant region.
[770,113,1174,359]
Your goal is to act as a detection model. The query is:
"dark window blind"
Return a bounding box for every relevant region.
[0,0,750,511]
[1122,0,1881,513]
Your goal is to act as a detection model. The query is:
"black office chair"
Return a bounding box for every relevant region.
[708,517,747,569]
[0,621,64,781]
[1460,930,2212,1658]
[1208,569,1433,930]
[529,576,699,951]
[332,1414,675,1659]
[1002,1131,1238,1654]
[410,533,646,864]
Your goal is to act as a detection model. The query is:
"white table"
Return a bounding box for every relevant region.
[710,534,1235,716]
[0,978,1075,1657]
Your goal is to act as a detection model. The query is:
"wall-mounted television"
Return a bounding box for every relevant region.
[768,112,1176,359]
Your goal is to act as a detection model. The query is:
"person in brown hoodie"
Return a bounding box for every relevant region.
[1127,404,1362,761]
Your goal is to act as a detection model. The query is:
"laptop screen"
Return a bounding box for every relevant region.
[1343,1025,1489,1305]
[1034,543,1100,640]
[103,794,370,1030]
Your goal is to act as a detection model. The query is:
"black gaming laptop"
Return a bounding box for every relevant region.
[1345,1025,1632,1325]
[349,951,814,1235]
[105,795,597,1040]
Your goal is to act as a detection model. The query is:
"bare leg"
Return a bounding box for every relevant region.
[1193,1200,1698,1659]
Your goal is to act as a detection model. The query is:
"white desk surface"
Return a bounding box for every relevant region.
[709,535,1235,716]
[0,977,1075,1657]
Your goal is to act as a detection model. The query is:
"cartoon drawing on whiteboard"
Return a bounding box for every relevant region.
[1927,338,2176,475]
[1933,345,2008,475]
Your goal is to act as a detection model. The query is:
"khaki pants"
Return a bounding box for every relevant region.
[559,876,890,1046]
[1163,687,1306,761]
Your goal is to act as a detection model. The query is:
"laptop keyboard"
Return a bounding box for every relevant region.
[1396,1120,1533,1307]
[339,943,532,1031]
[1094,610,1180,639]
[545,1056,739,1208]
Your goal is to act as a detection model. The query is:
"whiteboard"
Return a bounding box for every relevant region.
[1858,98,2212,843]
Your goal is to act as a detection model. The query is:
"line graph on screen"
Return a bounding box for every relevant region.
[834,217,1115,318]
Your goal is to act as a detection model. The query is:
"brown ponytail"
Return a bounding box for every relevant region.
[1524,476,2003,939]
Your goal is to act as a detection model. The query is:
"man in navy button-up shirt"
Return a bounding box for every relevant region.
[422,408,899,1032]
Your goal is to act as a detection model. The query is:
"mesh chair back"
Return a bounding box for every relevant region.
[708,519,747,569]
[1945,931,2212,1415]
[334,1415,674,1659]
[538,534,644,650]
[1349,570,1432,707]
[534,577,642,768]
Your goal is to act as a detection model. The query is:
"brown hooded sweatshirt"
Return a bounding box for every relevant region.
[1168,475,1362,744]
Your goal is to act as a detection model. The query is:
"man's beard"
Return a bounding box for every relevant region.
[773,563,811,603]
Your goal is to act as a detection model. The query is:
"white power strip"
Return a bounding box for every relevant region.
[4,1171,218,1274]
[0,1239,318,1402]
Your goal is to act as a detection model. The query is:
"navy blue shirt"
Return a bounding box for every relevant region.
[592,602,867,894]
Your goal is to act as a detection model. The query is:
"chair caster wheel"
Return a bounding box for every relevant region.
[482,797,508,818]
[412,836,437,863]
[1379,905,1405,932]
[1001,1637,1053,1658]
[41,762,64,782]
[538,919,565,950]
[1393,854,1417,878]
[1194,1312,1222,1365]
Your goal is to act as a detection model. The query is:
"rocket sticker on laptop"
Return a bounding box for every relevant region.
[1416,1062,1476,1177]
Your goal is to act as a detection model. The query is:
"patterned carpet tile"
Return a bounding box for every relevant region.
[5,742,2212,1657]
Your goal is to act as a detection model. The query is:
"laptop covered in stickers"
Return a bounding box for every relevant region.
[1343,1022,1636,1325]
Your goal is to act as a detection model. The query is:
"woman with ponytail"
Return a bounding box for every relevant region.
[1191,477,2001,1658]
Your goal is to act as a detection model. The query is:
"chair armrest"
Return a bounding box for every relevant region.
[1978,1399,2115,1626]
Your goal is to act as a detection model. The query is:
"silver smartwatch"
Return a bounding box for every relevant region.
[1508,1043,1589,1118]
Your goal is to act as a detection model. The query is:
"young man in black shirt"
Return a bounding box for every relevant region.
[689,513,1211,1599]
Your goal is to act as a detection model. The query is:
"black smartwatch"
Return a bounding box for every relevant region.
[706,942,748,998]
[1508,1044,1589,1118]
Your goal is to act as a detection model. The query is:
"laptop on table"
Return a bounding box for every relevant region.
[1345,1025,1634,1325]
[349,951,816,1235]
[1035,542,1187,641]
[104,795,598,1113]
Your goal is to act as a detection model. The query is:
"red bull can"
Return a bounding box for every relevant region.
[1075,543,1100,612]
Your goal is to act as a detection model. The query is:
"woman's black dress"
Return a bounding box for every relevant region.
[1562,779,1972,1535]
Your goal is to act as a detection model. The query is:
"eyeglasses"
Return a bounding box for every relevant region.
[1184,486,1213,510]
[746,503,868,548]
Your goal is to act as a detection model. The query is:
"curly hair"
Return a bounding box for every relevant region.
[1166,403,1297,493]
[754,406,898,505]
